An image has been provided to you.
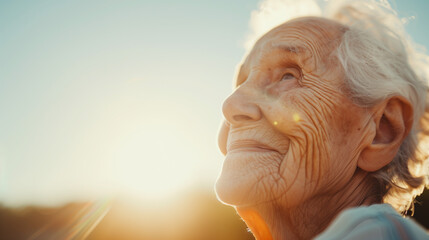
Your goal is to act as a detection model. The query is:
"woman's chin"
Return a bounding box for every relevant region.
[215,151,283,207]
[215,170,256,207]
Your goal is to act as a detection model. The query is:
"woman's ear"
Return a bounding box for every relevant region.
[358,96,413,172]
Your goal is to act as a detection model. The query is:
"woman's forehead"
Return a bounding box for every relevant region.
[266,16,346,41]
[259,18,342,54]
[241,17,345,72]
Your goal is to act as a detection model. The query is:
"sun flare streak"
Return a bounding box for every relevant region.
[27,199,112,240]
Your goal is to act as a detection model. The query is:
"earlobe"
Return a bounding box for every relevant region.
[358,97,413,172]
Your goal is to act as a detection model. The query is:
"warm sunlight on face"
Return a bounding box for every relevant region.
[216,17,370,208]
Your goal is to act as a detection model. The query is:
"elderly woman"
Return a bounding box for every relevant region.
[215,1,429,239]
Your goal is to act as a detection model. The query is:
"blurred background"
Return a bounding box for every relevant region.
[0,0,428,239]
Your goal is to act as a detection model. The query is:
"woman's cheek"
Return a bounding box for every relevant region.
[263,95,310,138]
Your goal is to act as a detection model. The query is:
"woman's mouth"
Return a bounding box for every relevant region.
[227,140,279,154]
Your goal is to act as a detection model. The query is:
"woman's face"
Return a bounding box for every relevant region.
[216,17,372,208]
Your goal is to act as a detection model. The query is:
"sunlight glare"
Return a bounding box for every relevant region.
[293,113,300,122]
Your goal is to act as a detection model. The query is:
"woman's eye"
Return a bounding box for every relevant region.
[281,73,296,81]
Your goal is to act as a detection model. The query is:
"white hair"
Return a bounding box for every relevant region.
[327,0,429,213]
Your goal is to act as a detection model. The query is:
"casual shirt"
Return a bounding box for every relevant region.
[315,204,429,240]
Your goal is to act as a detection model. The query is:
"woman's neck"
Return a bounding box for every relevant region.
[236,170,380,240]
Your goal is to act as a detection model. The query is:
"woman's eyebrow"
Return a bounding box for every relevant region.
[271,42,307,54]
[269,43,314,67]
[268,43,313,63]
[234,43,309,87]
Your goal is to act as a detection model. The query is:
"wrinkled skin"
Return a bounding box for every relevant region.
[216,16,369,209]
[215,17,412,239]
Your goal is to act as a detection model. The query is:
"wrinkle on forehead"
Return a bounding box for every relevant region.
[237,17,346,84]
[267,17,347,47]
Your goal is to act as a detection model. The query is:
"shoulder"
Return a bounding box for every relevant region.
[315,204,429,240]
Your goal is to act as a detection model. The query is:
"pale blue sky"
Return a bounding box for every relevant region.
[0,0,428,206]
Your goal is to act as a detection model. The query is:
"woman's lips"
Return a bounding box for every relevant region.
[227,140,278,153]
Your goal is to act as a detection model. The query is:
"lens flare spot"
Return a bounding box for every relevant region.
[293,113,300,122]
[273,121,278,126]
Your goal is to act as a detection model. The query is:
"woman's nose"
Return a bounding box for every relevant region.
[222,87,262,126]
